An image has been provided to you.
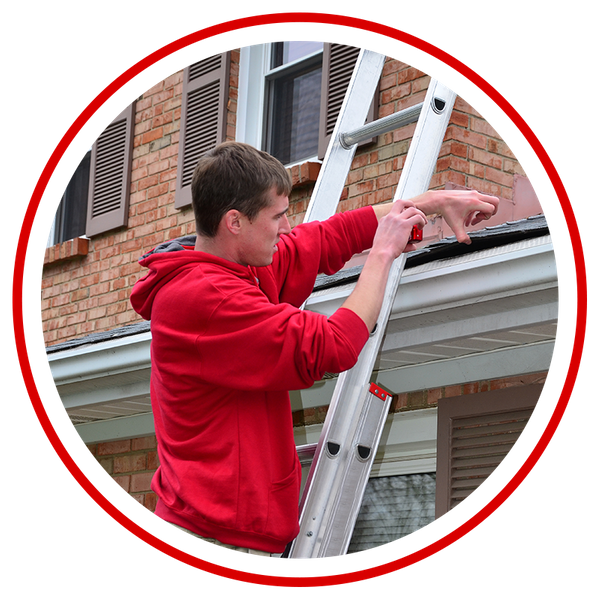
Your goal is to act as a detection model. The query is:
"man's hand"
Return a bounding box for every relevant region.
[372,199,428,260]
[415,189,500,244]
[345,189,498,333]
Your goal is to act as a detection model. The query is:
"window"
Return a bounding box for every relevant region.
[348,472,436,553]
[296,408,437,553]
[263,42,324,165]
[237,42,378,166]
[50,150,91,245]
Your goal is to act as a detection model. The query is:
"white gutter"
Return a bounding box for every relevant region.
[48,330,151,385]
[306,235,555,318]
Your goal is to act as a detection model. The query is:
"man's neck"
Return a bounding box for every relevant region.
[194,233,242,265]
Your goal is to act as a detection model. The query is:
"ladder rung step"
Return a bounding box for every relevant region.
[340,102,424,148]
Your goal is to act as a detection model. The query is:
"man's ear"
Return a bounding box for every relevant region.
[222,209,243,235]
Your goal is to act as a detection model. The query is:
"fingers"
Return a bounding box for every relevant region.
[372,200,428,260]
[455,228,472,245]
[434,190,500,245]
[471,193,499,220]
[387,200,427,230]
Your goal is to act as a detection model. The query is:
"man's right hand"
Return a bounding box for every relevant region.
[371,199,428,261]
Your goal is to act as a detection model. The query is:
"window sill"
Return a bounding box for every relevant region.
[287,161,321,189]
[44,237,89,267]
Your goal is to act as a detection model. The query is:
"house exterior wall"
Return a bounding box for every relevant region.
[41,47,552,524]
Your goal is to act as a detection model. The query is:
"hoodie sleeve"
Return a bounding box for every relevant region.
[193,285,370,392]
[266,206,378,307]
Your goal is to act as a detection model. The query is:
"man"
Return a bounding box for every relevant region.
[130,141,498,555]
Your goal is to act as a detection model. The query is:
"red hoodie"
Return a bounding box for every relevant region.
[130,206,378,553]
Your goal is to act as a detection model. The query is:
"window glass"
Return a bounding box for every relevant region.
[347,473,436,553]
[51,150,91,245]
[271,41,324,68]
[268,64,322,164]
[265,42,323,165]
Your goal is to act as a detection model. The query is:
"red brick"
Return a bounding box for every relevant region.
[98,440,131,456]
[113,475,131,492]
[130,473,154,493]
[145,493,158,512]
[113,453,147,474]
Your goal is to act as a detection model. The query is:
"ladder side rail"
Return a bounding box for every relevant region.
[329,81,457,556]
[321,383,394,553]
[288,80,456,558]
[303,50,386,224]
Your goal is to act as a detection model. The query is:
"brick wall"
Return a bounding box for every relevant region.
[88,436,159,512]
[42,52,535,347]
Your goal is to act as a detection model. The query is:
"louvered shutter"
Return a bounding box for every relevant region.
[85,103,134,237]
[174,53,230,209]
[317,44,379,160]
[435,384,542,517]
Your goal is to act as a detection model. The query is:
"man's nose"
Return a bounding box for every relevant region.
[280,214,291,235]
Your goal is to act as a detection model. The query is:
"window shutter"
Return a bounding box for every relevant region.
[435,384,543,518]
[317,44,379,160]
[174,52,230,209]
[85,103,134,237]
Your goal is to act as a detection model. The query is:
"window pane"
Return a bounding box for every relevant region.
[54,151,91,244]
[347,473,436,553]
[268,65,322,164]
[272,41,324,68]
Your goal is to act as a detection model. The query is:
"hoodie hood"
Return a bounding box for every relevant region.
[130,235,256,321]
[139,235,198,259]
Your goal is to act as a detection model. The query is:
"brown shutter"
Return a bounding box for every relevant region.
[435,384,543,518]
[174,53,230,209]
[85,103,135,237]
[317,44,379,160]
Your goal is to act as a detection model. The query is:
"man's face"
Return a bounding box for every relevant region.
[237,188,291,267]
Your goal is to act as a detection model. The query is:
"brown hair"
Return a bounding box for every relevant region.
[191,141,292,238]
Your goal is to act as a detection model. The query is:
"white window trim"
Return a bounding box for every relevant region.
[236,45,270,148]
[236,44,324,167]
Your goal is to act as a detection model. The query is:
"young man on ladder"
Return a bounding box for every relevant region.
[130,141,498,556]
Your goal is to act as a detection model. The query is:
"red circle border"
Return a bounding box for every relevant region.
[12,12,587,588]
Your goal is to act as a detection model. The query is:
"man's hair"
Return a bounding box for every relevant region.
[191,141,292,238]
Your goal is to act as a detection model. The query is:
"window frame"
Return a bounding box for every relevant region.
[238,43,379,170]
[262,44,324,166]
[238,44,325,167]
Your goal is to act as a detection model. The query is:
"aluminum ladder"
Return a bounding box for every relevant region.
[286,49,456,558]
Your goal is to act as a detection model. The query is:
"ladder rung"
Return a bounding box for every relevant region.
[339,102,423,149]
[296,443,317,466]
